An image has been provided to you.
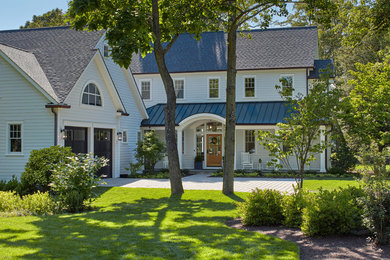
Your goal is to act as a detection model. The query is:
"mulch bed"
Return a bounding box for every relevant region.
[226,219,390,260]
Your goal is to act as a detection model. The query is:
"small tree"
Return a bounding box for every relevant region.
[258,78,340,188]
[135,131,166,174]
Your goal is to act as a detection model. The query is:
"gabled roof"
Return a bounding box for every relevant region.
[0,26,103,102]
[131,26,318,74]
[141,101,291,127]
[308,59,335,79]
[0,43,59,102]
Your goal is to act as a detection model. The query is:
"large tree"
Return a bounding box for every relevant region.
[218,0,334,194]
[69,0,217,195]
[21,8,68,29]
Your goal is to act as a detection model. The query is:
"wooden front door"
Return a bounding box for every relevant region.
[207,134,222,167]
[94,128,112,178]
[64,127,88,154]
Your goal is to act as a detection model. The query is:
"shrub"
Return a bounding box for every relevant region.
[0,176,20,192]
[0,191,57,216]
[360,171,390,245]
[301,186,364,236]
[135,131,166,174]
[238,189,284,226]
[51,154,108,212]
[20,146,74,195]
[282,186,309,228]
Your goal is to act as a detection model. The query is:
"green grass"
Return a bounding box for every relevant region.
[0,188,298,259]
[303,177,360,192]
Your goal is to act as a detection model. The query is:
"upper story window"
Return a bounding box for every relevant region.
[244,77,255,97]
[141,80,151,100]
[82,83,102,106]
[245,130,255,152]
[103,45,109,57]
[9,123,22,153]
[209,78,219,98]
[174,79,184,99]
[280,75,294,97]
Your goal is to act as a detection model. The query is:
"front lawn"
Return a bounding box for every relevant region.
[0,188,298,259]
[303,177,360,192]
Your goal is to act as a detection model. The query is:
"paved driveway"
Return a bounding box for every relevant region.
[101,173,295,193]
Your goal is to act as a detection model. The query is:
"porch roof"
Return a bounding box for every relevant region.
[141,101,290,127]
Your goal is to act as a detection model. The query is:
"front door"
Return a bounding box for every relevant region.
[207,134,222,167]
[64,127,88,154]
[94,128,112,178]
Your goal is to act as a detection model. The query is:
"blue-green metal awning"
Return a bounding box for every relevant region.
[141,101,290,127]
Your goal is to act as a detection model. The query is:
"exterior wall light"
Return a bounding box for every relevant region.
[117,131,123,142]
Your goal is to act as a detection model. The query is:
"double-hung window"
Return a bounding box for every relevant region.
[209,78,219,98]
[244,77,255,97]
[9,123,22,153]
[141,80,151,100]
[280,75,294,97]
[174,79,184,99]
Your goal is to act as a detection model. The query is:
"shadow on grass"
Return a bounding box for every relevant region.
[0,187,298,259]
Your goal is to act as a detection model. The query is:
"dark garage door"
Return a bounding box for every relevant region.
[94,128,112,178]
[64,127,88,154]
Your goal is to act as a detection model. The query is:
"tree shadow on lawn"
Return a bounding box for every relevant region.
[0,188,298,259]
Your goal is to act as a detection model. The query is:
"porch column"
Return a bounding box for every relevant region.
[275,126,280,169]
[234,129,237,170]
[177,128,183,168]
[320,125,326,173]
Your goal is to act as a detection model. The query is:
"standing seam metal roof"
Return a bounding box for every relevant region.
[141,101,291,126]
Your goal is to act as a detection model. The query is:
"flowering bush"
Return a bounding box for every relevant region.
[51,153,108,212]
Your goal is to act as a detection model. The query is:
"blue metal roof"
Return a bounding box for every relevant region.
[308,59,335,79]
[141,101,291,127]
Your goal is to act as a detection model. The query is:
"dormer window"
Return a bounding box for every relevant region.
[82,83,102,106]
[104,45,109,57]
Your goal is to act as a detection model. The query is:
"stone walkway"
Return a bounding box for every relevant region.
[101,173,295,193]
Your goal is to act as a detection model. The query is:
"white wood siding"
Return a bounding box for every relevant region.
[0,57,54,180]
[134,69,307,108]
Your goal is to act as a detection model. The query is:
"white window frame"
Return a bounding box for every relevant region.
[279,74,294,97]
[208,77,220,99]
[244,76,256,98]
[140,79,152,100]
[122,129,128,143]
[6,122,24,156]
[80,81,104,109]
[173,78,185,99]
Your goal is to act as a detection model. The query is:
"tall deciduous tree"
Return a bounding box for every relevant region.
[69,0,217,195]
[21,8,68,29]
[218,0,334,194]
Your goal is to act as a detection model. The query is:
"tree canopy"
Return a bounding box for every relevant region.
[20,8,68,29]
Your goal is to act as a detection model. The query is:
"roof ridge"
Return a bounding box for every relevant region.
[0,26,71,33]
[151,101,287,107]
[178,26,317,36]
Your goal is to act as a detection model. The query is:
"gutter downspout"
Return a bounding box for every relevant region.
[50,108,58,146]
[306,68,309,95]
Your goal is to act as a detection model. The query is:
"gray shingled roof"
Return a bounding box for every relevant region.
[0,27,103,102]
[130,27,318,74]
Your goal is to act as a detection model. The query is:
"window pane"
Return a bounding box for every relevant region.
[96,95,102,106]
[123,131,128,142]
[9,124,22,153]
[209,79,219,98]
[245,78,255,97]
[141,81,151,99]
[245,130,255,152]
[174,80,184,99]
[82,93,88,104]
[82,83,102,106]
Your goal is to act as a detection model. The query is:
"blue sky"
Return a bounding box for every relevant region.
[0,0,69,30]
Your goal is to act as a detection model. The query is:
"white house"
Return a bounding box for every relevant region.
[0,27,147,181]
[130,27,333,172]
[0,26,332,181]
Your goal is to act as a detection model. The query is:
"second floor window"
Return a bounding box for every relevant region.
[103,45,109,57]
[280,75,293,97]
[245,77,255,97]
[174,79,184,99]
[141,80,151,100]
[209,78,219,98]
[82,83,102,106]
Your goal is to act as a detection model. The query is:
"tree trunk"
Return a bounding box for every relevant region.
[223,8,238,195]
[152,0,183,195]
[299,161,305,189]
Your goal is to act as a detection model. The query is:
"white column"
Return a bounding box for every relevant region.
[177,128,183,169]
[320,125,326,173]
[275,126,280,169]
[234,129,237,170]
